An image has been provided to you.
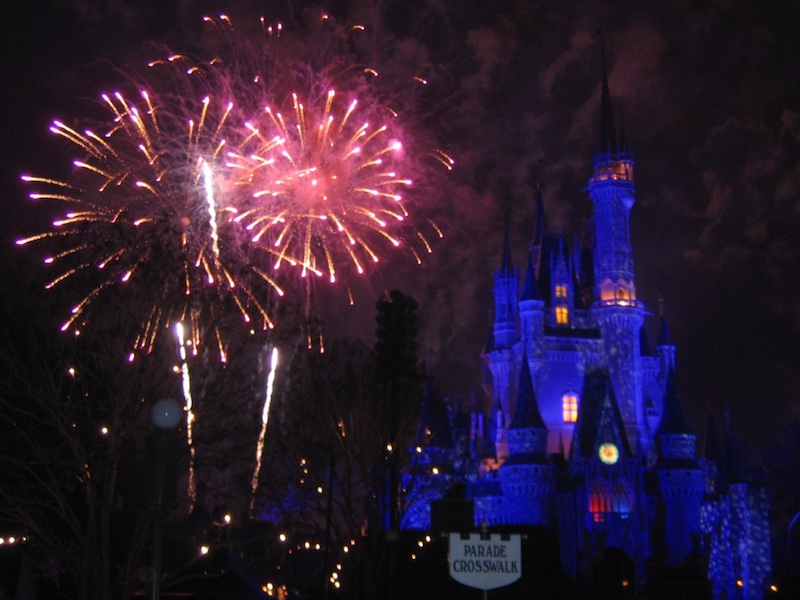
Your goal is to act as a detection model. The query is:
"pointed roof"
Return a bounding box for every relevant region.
[704,414,722,464]
[640,326,653,357]
[656,367,693,436]
[598,37,617,155]
[520,250,541,301]
[499,224,514,277]
[570,369,631,460]
[721,408,745,486]
[509,356,546,430]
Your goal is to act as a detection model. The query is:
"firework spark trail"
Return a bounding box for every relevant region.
[250,345,279,515]
[201,160,220,259]
[175,322,197,505]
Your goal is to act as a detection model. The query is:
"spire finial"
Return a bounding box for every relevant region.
[598,31,617,155]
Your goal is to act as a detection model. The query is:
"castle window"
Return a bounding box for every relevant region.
[555,306,569,324]
[555,284,567,298]
[600,280,615,302]
[589,480,611,516]
[562,392,578,423]
[612,480,634,514]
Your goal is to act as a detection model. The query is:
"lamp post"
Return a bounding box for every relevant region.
[147,399,181,600]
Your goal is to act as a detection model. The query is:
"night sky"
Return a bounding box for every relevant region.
[3,0,800,463]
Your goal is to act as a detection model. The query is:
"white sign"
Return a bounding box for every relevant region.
[448,533,522,590]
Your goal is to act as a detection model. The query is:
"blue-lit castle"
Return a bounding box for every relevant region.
[401,72,772,599]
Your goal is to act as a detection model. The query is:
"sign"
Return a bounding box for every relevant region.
[448,532,522,590]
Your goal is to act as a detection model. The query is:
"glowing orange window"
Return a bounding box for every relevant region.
[555,284,567,298]
[555,306,569,324]
[562,393,578,423]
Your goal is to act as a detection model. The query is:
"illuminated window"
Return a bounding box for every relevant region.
[612,480,634,513]
[562,393,578,423]
[600,280,615,301]
[555,284,567,298]
[589,480,611,516]
[555,306,569,324]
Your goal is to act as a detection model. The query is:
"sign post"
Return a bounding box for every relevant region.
[448,532,522,598]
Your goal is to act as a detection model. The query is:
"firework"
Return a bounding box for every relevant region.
[175,323,198,504]
[228,88,430,284]
[18,13,448,358]
[19,84,284,360]
[250,345,279,516]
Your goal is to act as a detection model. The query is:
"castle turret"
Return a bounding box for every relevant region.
[488,225,520,450]
[519,247,545,349]
[589,56,647,456]
[498,354,555,526]
[493,225,519,350]
[656,300,676,386]
[656,367,704,565]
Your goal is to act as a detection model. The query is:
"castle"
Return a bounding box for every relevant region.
[401,69,772,599]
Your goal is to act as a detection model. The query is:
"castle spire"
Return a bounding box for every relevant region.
[509,354,547,431]
[598,33,617,155]
[656,367,693,437]
[492,214,519,350]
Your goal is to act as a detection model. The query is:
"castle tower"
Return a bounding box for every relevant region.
[655,367,704,565]
[498,354,555,526]
[488,225,520,457]
[656,300,677,386]
[568,369,651,590]
[401,379,459,530]
[493,225,519,350]
[589,57,647,456]
[519,247,545,351]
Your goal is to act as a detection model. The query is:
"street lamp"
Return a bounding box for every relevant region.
[147,399,181,600]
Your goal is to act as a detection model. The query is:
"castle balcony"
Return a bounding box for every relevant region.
[593,298,644,310]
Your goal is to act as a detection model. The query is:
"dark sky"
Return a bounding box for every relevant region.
[3,0,800,462]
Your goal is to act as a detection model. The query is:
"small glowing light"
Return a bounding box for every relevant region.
[68,367,76,377]
[417,540,424,547]
[333,581,340,589]
[431,467,439,475]
[279,533,287,542]
[200,545,209,555]
[770,585,778,592]
[424,535,431,542]
[315,543,321,550]
[100,426,109,435]
[386,443,393,452]
[317,486,324,494]
[304,542,311,549]
[223,513,231,524]
[736,579,744,588]
[411,553,417,560]
[621,580,629,587]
